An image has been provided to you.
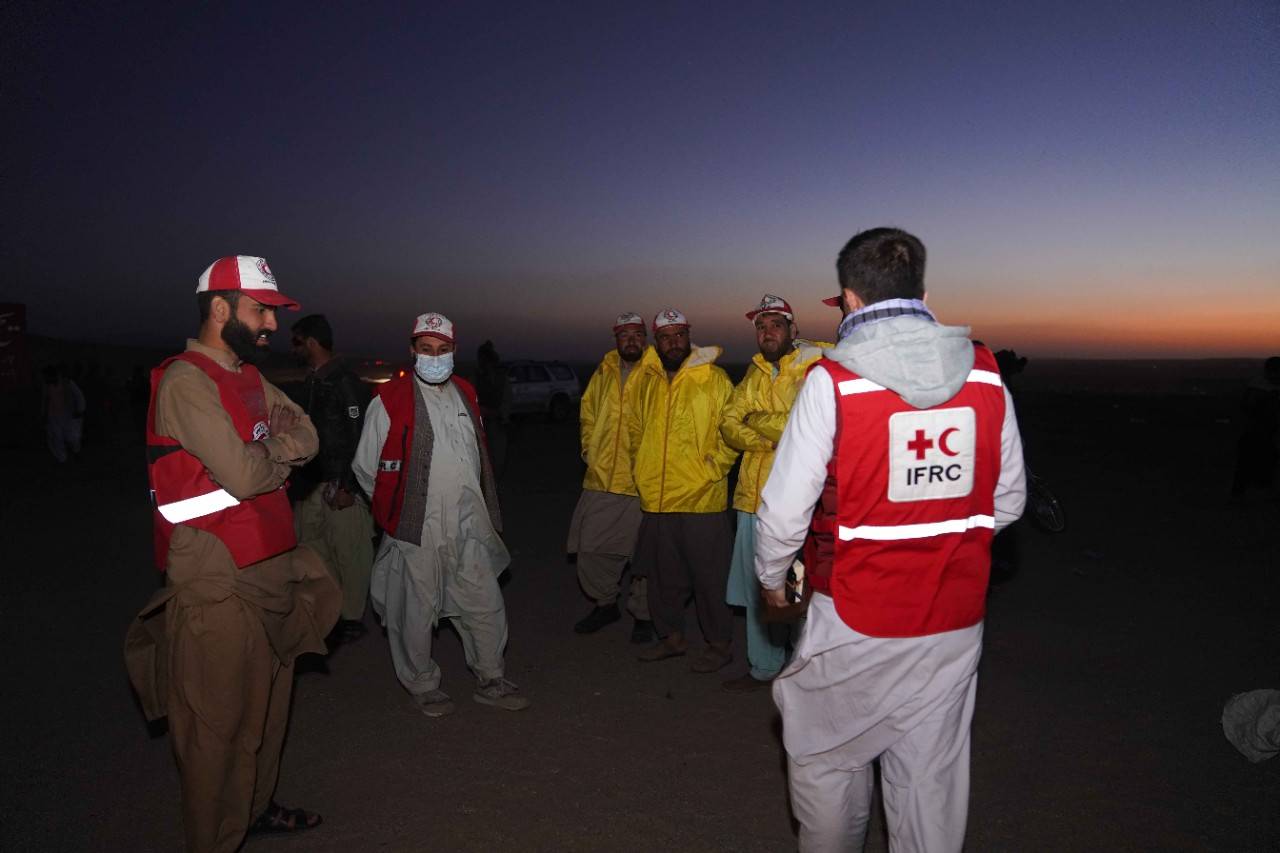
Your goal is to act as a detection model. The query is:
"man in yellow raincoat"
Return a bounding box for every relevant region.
[627,308,739,673]
[719,295,829,692]
[567,312,655,642]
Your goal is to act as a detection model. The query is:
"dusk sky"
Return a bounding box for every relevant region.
[4,1,1277,362]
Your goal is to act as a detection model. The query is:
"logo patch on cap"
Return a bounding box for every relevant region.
[255,258,276,285]
[746,294,794,321]
[653,307,689,331]
[411,312,455,341]
[613,311,645,332]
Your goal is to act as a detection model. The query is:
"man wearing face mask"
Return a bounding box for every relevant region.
[125,255,341,851]
[352,312,529,717]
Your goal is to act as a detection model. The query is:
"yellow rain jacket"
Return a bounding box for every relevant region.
[626,344,738,514]
[721,340,830,513]
[579,348,647,495]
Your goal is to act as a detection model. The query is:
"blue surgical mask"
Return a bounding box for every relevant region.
[414,352,454,384]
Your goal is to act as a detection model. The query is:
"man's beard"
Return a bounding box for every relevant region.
[760,340,793,363]
[618,344,643,363]
[658,347,689,372]
[223,317,271,365]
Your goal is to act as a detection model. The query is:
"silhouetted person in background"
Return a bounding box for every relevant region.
[474,339,511,478]
[41,363,84,462]
[291,313,374,644]
[991,348,1030,584]
[1231,356,1280,499]
[994,348,1027,386]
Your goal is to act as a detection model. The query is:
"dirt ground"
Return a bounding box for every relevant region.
[1,386,1278,852]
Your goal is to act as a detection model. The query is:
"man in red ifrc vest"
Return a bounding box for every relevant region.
[352,312,529,718]
[755,228,1027,853]
[124,255,341,853]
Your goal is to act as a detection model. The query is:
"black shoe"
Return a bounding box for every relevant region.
[629,619,655,645]
[574,604,621,634]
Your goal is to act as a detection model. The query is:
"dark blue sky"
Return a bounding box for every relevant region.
[5,1,1277,360]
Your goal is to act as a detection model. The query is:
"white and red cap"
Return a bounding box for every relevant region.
[745,294,794,321]
[613,312,645,333]
[411,312,455,343]
[652,307,689,332]
[197,256,300,310]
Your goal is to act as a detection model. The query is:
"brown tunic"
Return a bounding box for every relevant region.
[123,338,340,853]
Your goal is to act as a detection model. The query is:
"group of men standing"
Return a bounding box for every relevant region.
[125,225,1027,853]
[567,227,1027,851]
[569,298,828,685]
[126,258,526,853]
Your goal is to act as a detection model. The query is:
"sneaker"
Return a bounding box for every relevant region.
[474,678,531,711]
[721,672,773,693]
[629,619,656,645]
[574,604,621,634]
[414,689,455,718]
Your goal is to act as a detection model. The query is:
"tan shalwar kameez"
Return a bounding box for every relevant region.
[124,339,341,853]
[566,355,648,617]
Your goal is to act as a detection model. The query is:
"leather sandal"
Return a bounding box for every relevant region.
[248,801,323,835]
[637,636,687,662]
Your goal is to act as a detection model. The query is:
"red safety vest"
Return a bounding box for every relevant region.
[802,345,1006,637]
[370,373,485,537]
[146,351,297,570]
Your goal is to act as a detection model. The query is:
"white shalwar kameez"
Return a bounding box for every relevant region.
[353,379,511,696]
[756,362,1025,853]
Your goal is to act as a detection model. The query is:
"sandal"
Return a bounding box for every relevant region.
[637,636,687,662]
[248,801,323,835]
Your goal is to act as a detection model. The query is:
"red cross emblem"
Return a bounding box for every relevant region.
[907,429,934,460]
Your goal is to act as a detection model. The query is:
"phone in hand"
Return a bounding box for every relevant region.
[786,558,806,605]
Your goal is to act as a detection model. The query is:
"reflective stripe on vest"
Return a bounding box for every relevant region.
[837,513,995,542]
[837,368,1002,397]
[155,487,240,523]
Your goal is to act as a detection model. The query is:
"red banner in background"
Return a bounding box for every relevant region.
[0,304,31,391]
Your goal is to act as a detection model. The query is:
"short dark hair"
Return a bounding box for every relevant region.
[197,290,240,323]
[292,314,334,352]
[836,227,927,306]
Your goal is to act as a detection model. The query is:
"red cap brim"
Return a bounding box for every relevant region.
[745,309,794,321]
[821,295,842,307]
[412,331,454,343]
[242,289,301,310]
